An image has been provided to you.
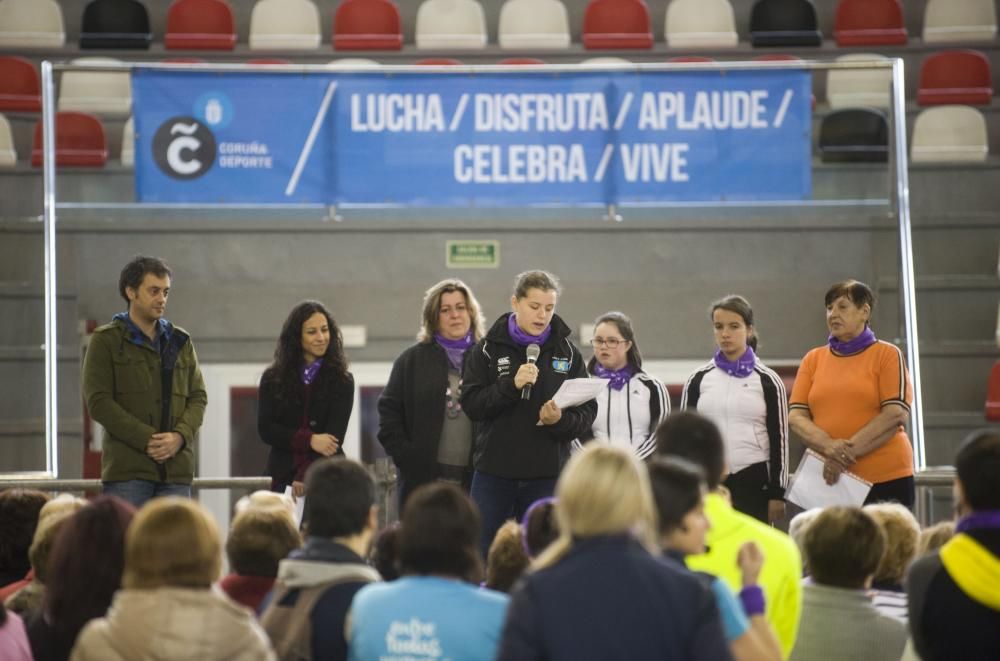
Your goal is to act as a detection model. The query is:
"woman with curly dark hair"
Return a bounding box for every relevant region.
[258,300,355,497]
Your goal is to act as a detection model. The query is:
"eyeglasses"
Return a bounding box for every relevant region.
[591,337,626,349]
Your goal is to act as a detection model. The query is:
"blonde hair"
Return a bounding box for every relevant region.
[29,496,86,583]
[864,503,920,585]
[234,490,295,518]
[416,279,485,344]
[918,520,955,555]
[533,445,657,571]
[122,497,221,590]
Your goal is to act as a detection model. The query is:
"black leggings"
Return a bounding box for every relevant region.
[724,461,772,524]
[864,475,915,509]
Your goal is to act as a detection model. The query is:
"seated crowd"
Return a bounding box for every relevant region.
[0,415,997,661]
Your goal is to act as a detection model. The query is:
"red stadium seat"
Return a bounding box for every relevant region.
[165,0,237,51]
[0,56,41,112]
[667,56,715,63]
[833,0,907,46]
[918,50,993,106]
[31,111,107,167]
[987,360,1000,421]
[499,58,546,65]
[333,0,403,51]
[582,0,653,50]
[415,58,463,66]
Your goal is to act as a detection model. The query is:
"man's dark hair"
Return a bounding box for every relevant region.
[955,429,1000,511]
[399,483,482,583]
[648,457,707,536]
[302,458,375,538]
[370,523,401,581]
[0,489,50,579]
[118,255,172,306]
[522,498,559,558]
[654,412,726,489]
[803,506,885,589]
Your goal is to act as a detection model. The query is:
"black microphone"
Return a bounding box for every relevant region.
[522,343,540,401]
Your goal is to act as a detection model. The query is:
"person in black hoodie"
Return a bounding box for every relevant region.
[461,270,597,557]
[378,278,487,508]
[258,300,355,496]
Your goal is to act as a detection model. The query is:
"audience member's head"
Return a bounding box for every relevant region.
[918,520,955,555]
[399,483,482,583]
[370,523,401,581]
[864,503,920,587]
[0,489,49,584]
[485,520,530,593]
[788,507,823,574]
[654,412,726,489]
[521,497,559,559]
[648,457,709,554]
[537,445,657,569]
[303,458,377,541]
[122,497,221,590]
[234,489,295,517]
[226,507,301,578]
[953,429,1000,517]
[30,495,87,584]
[42,496,135,654]
[803,507,886,589]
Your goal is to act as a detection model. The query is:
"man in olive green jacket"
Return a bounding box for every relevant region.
[82,256,207,507]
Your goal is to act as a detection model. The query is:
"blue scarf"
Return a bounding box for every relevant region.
[113,311,171,348]
[829,326,877,356]
[714,346,756,378]
[434,331,474,371]
[593,363,635,391]
[507,313,551,347]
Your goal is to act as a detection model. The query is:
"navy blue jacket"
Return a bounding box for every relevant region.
[497,535,733,661]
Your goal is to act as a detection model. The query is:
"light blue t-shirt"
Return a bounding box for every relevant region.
[348,576,510,661]
[712,577,751,641]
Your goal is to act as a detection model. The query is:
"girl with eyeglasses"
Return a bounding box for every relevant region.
[574,311,669,459]
[681,295,789,526]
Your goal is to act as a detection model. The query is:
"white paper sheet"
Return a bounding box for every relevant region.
[283,486,306,528]
[785,449,873,510]
[550,378,607,409]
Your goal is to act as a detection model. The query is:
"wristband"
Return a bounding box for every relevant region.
[739,585,766,617]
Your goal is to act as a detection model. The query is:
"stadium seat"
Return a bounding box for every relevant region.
[667,56,715,63]
[582,0,652,50]
[415,0,488,50]
[986,360,1000,421]
[0,57,41,113]
[833,0,907,46]
[818,108,888,163]
[499,58,547,65]
[498,0,571,50]
[996,301,1000,349]
[161,57,208,64]
[581,57,632,65]
[58,58,132,116]
[121,116,134,167]
[249,0,321,50]
[918,50,993,106]
[826,53,892,109]
[665,0,738,49]
[415,58,463,65]
[31,111,108,167]
[754,54,816,108]
[165,0,236,50]
[0,114,16,167]
[247,58,291,65]
[79,0,152,49]
[0,0,66,49]
[333,0,403,51]
[924,0,997,44]
[911,105,989,163]
[749,0,822,48]
[325,58,381,68]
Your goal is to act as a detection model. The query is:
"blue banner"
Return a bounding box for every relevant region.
[132,68,812,206]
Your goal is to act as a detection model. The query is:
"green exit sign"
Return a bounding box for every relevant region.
[446,240,500,269]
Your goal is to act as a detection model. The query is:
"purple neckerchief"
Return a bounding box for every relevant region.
[507,313,551,347]
[434,331,474,372]
[828,326,877,355]
[302,359,323,385]
[713,347,757,379]
[956,510,1000,534]
[593,363,635,391]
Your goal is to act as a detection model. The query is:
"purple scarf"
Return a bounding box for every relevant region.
[302,359,323,385]
[956,510,1000,534]
[714,347,757,379]
[593,363,635,391]
[435,331,474,371]
[507,313,551,347]
[829,326,877,356]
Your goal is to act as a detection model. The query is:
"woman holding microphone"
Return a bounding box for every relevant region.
[461,270,597,557]
[681,295,788,525]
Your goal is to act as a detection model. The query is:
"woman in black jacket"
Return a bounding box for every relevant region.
[377,279,486,508]
[258,301,354,496]
[461,270,597,558]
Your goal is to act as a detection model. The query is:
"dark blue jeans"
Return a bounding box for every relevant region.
[471,470,557,559]
[102,479,192,508]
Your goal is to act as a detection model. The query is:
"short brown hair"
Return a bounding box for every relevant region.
[119,255,172,306]
[417,279,485,344]
[824,279,874,312]
[226,508,301,577]
[123,498,221,589]
[803,507,885,589]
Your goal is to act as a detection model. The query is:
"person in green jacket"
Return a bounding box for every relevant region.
[82,255,207,508]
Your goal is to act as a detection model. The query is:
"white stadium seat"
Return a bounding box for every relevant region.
[665,0,739,49]
[0,113,16,167]
[121,116,134,167]
[924,0,997,44]
[58,58,132,116]
[0,0,66,49]
[911,105,989,163]
[249,0,322,50]
[826,53,892,109]
[498,0,571,50]
[415,0,488,50]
